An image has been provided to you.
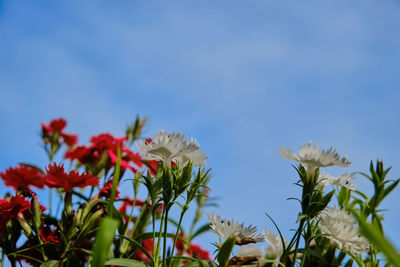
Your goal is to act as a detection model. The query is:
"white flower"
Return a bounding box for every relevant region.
[137,130,207,168]
[236,245,264,258]
[318,172,357,190]
[263,229,287,260]
[319,207,369,255]
[279,142,351,175]
[207,213,264,245]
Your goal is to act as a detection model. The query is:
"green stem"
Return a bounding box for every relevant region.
[154,208,166,267]
[108,146,121,214]
[162,206,170,267]
[119,197,137,256]
[292,219,305,267]
[152,209,157,266]
[169,210,186,267]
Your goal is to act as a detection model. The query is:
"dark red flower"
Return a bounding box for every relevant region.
[0,195,30,231]
[174,233,186,255]
[42,118,67,132]
[123,149,144,168]
[146,160,159,176]
[133,238,153,264]
[45,163,98,192]
[61,133,78,146]
[65,132,144,174]
[41,118,78,146]
[187,243,212,261]
[90,133,126,153]
[40,223,60,243]
[0,165,46,191]
[98,178,120,199]
[108,149,143,173]
[65,146,100,165]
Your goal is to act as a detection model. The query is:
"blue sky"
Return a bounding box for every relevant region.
[1,0,400,255]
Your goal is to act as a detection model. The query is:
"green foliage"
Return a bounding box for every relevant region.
[216,237,236,267]
[91,217,119,267]
[351,210,400,267]
[104,258,149,267]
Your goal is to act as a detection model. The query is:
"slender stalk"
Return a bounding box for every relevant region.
[152,210,157,267]
[169,210,185,267]
[108,146,121,214]
[119,198,137,256]
[123,197,137,237]
[292,219,305,267]
[162,206,171,267]
[154,208,166,267]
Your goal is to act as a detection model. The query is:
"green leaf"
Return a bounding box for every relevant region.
[181,260,218,267]
[383,179,400,199]
[40,260,59,267]
[8,242,52,256]
[135,232,189,245]
[104,258,148,267]
[344,259,353,267]
[216,237,236,267]
[91,217,119,267]
[351,209,400,267]
[108,146,121,214]
[191,223,211,240]
[265,213,287,254]
[118,236,154,265]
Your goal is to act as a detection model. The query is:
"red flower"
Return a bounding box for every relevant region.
[42,118,67,132]
[0,195,30,231]
[40,223,60,243]
[133,238,153,264]
[65,133,144,174]
[98,178,120,199]
[65,146,100,165]
[61,133,78,146]
[174,233,186,255]
[108,149,143,173]
[90,133,126,153]
[146,160,159,176]
[41,118,78,146]
[45,163,98,192]
[187,243,212,261]
[0,165,46,191]
[173,234,212,262]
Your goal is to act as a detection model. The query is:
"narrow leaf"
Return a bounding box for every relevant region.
[91,217,119,267]
[104,258,148,267]
[216,237,236,267]
[191,223,211,240]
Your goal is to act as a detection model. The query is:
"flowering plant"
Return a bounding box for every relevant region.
[0,118,399,267]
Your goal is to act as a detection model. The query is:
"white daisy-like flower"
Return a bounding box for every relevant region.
[236,245,264,258]
[207,213,264,245]
[318,172,357,190]
[263,229,287,260]
[137,130,207,168]
[279,142,351,176]
[319,207,369,255]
